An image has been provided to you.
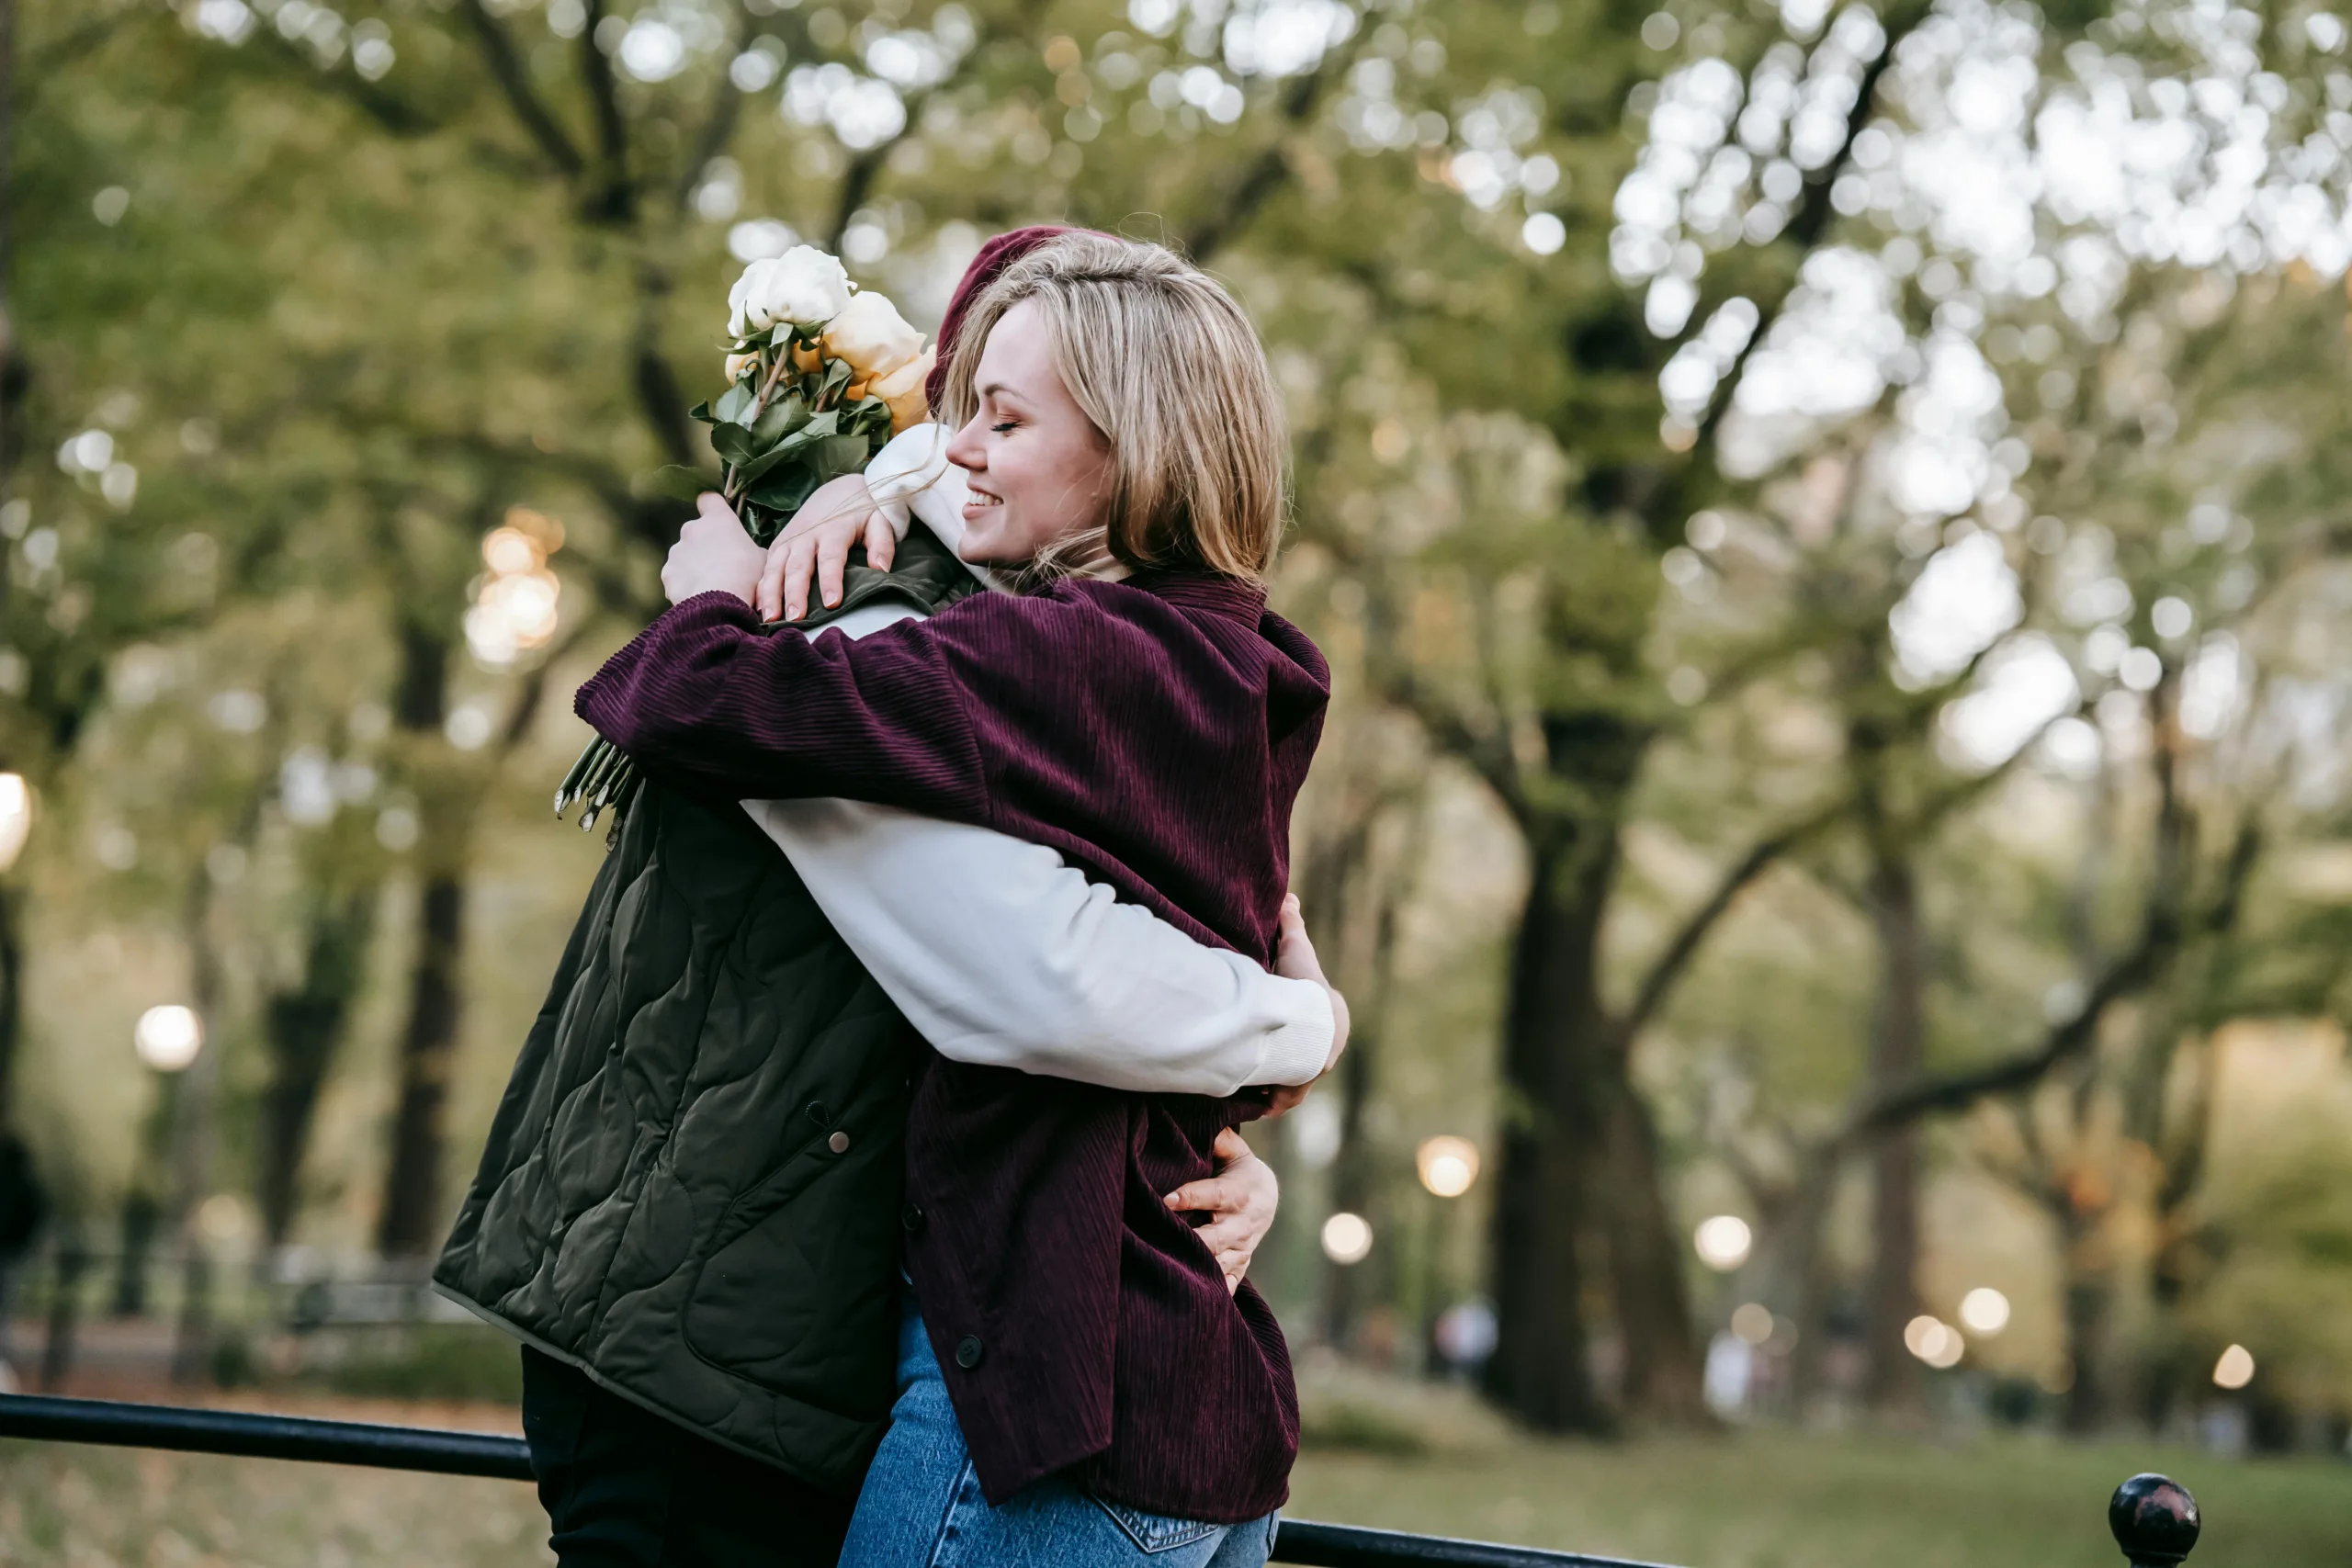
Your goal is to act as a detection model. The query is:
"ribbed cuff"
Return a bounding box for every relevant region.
[1253,981,1335,1087]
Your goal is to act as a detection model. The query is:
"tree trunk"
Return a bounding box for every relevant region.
[2060,1209,2113,1435]
[259,886,379,1247]
[377,874,464,1257]
[0,884,21,1132]
[170,872,225,1382]
[1482,839,1610,1433]
[376,623,471,1259]
[1860,850,1925,1418]
[1595,1067,1713,1427]
[1776,1157,1840,1409]
[1321,1005,1378,1348]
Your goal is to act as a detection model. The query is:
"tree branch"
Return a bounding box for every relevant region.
[1843,815,2262,1140]
[673,5,752,217]
[1182,34,1365,262]
[456,0,584,176]
[1611,792,1851,1048]
[1686,0,1932,455]
[1379,667,1532,825]
[575,0,636,224]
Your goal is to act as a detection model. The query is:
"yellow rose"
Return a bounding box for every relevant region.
[725,352,757,383]
[871,346,935,434]
[820,291,925,381]
[790,340,824,376]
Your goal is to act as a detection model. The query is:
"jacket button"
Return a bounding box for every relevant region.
[955,1336,984,1370]
[900,1203,926,1234]
[828,1131,851,1155]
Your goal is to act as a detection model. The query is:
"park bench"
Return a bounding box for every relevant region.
[0,1392,2203,1567]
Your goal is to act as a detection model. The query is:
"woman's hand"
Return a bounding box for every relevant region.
[1164,1129,1278,1296]
[1261,893,1349,1119]
[662,493,767,607]
[756,473,897,622]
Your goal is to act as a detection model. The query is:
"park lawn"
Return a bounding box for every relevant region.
[0,1425,2344,1567]
[1285,1430,2351,1568]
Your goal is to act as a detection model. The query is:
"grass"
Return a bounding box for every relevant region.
[0,1407,2344,1567]
[1285,1431,2352,1568]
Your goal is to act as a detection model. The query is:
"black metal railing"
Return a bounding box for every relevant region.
[0,1392,2203,1568]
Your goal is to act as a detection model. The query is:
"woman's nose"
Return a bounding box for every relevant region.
[944,415,985,473]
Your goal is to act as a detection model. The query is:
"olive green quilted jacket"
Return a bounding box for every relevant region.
[434,533,976,1491]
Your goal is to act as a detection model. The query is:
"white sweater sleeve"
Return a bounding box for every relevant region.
[864,422,991,587]
[738,603,1333,1097]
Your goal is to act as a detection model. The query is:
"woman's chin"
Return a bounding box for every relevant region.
[956,530,1014,566]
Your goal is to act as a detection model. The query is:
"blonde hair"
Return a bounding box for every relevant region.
[939,232,1287,582]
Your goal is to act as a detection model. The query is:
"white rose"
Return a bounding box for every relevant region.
[726,246,853,338]
[820,291,925,380]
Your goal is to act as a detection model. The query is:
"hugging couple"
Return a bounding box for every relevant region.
[433,228,1351,1567]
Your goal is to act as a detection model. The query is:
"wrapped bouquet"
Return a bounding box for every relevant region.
[554,245,935,830]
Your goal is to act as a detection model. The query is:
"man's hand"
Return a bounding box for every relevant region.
[662,493,767,607]
[757,474,896,622]
[1262,892,1349,1119]
[1165,1129,1278,1295]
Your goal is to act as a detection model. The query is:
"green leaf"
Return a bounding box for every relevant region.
[807,432,871,481]
[687,399,715,426]
[713,383,755,425]
[709,422,763,466]
[749,466,821,515]
[750,388,809,446]
[644,464,707,502]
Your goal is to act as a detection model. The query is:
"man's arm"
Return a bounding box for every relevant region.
[751,794,1333,1096]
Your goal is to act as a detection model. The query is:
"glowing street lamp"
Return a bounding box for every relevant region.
[133,1005,203,1073]
[1415,1135,1480,1198]
[0,773,30,872]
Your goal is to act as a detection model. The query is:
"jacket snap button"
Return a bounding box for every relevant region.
[828,1130,851,1155]
[901,1203,926,1234]
[955,1336,984,1370]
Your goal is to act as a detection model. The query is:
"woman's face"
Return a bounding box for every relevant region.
[944,299,1113,565]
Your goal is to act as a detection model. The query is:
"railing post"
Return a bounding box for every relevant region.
[2109,1473,2199,1568]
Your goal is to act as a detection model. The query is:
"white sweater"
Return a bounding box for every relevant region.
[740,427,1333,1099]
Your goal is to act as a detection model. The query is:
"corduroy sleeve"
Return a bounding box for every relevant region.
[575,590,993,821]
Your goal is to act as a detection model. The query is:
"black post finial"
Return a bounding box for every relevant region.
[2110,1473,2200,1567]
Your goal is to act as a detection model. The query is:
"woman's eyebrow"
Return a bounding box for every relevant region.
[977,380,1031,405]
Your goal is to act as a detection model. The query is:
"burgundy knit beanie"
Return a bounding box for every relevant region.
[922,225,1098,415]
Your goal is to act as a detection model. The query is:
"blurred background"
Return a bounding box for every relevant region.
[8,0,2352,1562]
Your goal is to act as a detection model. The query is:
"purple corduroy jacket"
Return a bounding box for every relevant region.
[575,569,1329,1521]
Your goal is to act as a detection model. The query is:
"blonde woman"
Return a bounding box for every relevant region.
[586,232,1327,1566]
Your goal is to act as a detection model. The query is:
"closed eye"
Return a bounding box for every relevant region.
[990,421,1018,434]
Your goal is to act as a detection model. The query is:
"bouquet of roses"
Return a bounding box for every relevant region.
[554,245,936,830]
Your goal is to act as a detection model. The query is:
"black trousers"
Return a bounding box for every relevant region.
[520,1347,857,1568]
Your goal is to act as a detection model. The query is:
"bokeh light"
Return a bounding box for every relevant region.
[1959,1287,2011,1335]
[0,773,31,873]
[1320,1211,1373,1265]
[466,509,565,670]
[134,1004,204,1073]
[2212,1343,2256,1390]
[1416,1134,1480,1198]
[1730,1302,1774,1346]
[1904,1314,1965,1369]
[1693,1213,1753,1270]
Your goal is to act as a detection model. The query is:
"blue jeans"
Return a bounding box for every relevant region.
[839,1297,1279,1567]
